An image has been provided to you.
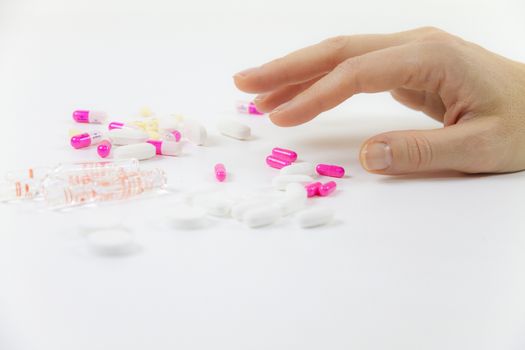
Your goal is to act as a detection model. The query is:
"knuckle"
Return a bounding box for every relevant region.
[404,134,434,170]
[321,36,350,63]
[334,57,362,92]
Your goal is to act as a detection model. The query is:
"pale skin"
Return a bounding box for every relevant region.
[233,27,525,175]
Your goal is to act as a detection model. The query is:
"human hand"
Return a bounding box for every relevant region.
[233,27,525,175]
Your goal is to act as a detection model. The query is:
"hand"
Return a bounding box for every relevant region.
[233,27,525,175]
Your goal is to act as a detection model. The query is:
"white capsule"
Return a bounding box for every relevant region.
[275,183,307,215]
[113,143,156,160]
[182,119,207,146]
[280,162,316,176]
[170,205,207,229]
[297,207,334,228]
[217,119,251,140]
[85,228,138,256]
[244,205,281,228]
[272,174,314,191]
[108,128,149,145]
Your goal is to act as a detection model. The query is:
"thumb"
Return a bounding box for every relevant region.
[359,119,503,175]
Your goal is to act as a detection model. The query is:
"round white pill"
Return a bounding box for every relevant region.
[296,207,334,228]
[182,119,207,146]
[171,205,207,229]
[217,119,251,140]
[244,205,281,228]
[113,143,157,160]
[272,175,314,191]
[86,228,137,256]
[108,128,149,145]
[280,162,316,176]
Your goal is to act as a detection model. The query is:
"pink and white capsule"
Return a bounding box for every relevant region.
[97,140,112,158]
[146,140,182,156]
[72,110,108,124]
[272,147,297,162]
[214,163,226,182]
[266,155,291,169]
[163,130,181,142]
[236,101,263,115]
[319,181,337,197]
[70,131,104,149]
[305,182,321,198]
[316,164,345,178]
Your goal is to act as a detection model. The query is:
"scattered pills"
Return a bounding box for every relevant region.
[217,119,251,140]
[272,175,314,190]
[319,181,337,197]
[70,131,104,149]
[146,140,182,156]
[85,228,138,256]
[215,163,226,182]
[305,182,322,198]
[97,140,112,158]
[272,147,297,162]
[244,205,281,228]
[72,110,108,124]
[316,164,345,178]
[297,207,334,228]
[280,162,315,176]
[113,143,157,161]
[108,128,149,145]
[236,100,264,115]
[266,155,291,169]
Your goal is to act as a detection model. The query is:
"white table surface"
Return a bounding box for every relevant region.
[1,1,525,349]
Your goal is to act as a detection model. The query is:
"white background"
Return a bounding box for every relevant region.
[1,0,525,349]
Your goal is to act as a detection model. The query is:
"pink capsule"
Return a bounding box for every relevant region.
[305,182,322,198]
[318,181,337,196]
[236,101,264,115]
[164,130,181,142]
[214,163,226,182]
[97,140,112,158]
[72,110,108,124]
[146,139,182,156]
[266,155,291,169]
[108,121,125,130]
[70,131,104,149]
[316,164,345,178]
[272,147,297,162]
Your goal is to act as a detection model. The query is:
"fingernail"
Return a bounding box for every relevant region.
[233,67,258,78]
[362,142,392,171]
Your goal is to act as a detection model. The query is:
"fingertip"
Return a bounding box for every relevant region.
[359,140,393,173]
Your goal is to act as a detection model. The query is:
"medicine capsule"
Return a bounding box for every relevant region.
[266,155,291,169]
[214,163,226,182]
[236,100,263,115]
[97,140,112,158]
[146,140,182,156]
[70,131,104,149]
[72,110,108,124]
[316,164,345,178]
[163,130,181,142]
[305,182,321,198]
[272,147,297,162]
[318,181,337,197]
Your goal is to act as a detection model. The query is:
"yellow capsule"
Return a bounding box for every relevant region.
[148,131,161,140]
[139,106,153,118]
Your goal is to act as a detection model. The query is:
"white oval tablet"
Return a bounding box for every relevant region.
[192,194,233,217]
[114,143,156,160]
[171,205,207,229]
[280,162,316,176]
[182,120,207,146]
[272,175,314,191]
[297,207,334,228]
[231,198,269,221]
[86,228,137,256]
[217,119,251,140]
[244,206,281,228]
[108,128,149,145]
[275,183,307,215]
